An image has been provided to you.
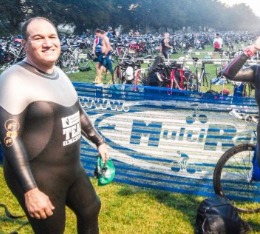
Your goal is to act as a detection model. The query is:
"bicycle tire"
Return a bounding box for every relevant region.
[161,79,172,88]
[213,143,260,213]
[3,51,15,64]
[134,69,146,86]
[215,65,222,78]
[187,73,200,92]
[112,65,124,84]
[78,58,89,71]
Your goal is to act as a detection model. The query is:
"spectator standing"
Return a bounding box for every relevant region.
[159,32,173,59]
[213,33,223,52]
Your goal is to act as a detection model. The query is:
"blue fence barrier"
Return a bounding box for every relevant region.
[75,82,258,200]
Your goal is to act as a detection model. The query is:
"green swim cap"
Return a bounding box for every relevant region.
[94,156,115,186]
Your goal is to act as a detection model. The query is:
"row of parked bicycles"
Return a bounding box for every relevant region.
[111,52,258,98]
[0,32,259,97]
[112,56,199,92]
[1,30,257,66]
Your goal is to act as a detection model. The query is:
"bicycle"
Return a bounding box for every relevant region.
[114,43,129,60]
[213,126,260,213]
[0,40,25,69]
[58,45,90,73]
[112,59,146,91]
[156,61,198,93]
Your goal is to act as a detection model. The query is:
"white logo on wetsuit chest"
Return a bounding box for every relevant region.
[62,111,81,146]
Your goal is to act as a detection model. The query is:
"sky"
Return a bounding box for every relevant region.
[218,0,260,17]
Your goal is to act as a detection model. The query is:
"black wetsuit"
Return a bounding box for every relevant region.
[0,61,104,234]
[222,53,260,162]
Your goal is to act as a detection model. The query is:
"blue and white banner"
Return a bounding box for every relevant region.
[76,83,258,199]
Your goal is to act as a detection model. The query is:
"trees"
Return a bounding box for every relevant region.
[0,0,259,35]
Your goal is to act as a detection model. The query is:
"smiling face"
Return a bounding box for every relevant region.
[23,19,61,72]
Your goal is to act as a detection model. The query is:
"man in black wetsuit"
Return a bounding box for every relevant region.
[222,37,260,162]
[0,17,109,234]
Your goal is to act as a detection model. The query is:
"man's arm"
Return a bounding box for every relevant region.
[0,73,54,219]
[222,39,260,83]
[164,39,173,49]
[79,103,109,161]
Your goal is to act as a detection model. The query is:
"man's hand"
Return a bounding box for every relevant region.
[24,188,55,219]
[98,143,109,162]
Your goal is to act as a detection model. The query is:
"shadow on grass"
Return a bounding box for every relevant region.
[118,184,260,233]
[247,220,260,232]
[117,185,201,232]
[0,217,29,234]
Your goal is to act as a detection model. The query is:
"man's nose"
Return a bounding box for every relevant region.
[42,38,53,46]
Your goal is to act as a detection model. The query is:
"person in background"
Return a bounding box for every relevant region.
[129,29,134,37]
[159,32,173,59]
[92,34,103,83]
[134,30,140,37]
[106,27,115,39]
[222,36,260,164]
[95,29,113,84]
[0,17,109,234]
[213,33,223,52]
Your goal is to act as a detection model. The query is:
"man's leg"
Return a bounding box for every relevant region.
[4,162,67,234]
[66,170,101,234]
[95,55,105,84]
[95,63,103,84]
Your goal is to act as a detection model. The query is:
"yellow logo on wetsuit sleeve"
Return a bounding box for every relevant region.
[4,119,20,147]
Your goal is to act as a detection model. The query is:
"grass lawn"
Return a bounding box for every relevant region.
[1,166,260,234]
[0,43,259,233]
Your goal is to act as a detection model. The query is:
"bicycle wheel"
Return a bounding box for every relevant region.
[134,69,146,86]
[78,54,89,71]
[187,73,200,92]
[112,65,124,84]
[215,65,222,77]
[59,52,71,69]
[213,143,260,213]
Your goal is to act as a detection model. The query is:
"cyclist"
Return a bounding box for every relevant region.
[222,36,260,163]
